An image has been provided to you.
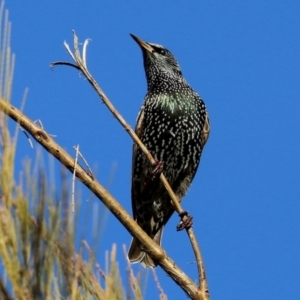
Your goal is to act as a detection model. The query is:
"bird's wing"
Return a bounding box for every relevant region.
[131,105,145,219]
[201,112,210,148]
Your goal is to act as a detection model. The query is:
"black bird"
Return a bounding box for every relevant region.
[128,34,210,268]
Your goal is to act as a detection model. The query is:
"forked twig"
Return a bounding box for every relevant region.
[51,31,208,296]
[72,145,94,179]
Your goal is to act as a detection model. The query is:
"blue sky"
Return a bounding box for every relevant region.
[5,1,300,299]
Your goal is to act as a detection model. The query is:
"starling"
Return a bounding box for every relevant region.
[128,34,210,268]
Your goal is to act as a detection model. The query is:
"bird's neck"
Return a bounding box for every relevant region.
[146,72,187,92]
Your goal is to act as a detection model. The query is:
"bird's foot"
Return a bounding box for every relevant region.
[150,160,164,181]
[176,211,193,231]
[142,160,164,191]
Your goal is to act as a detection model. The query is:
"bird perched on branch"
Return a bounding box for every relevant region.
[128,34,210,268]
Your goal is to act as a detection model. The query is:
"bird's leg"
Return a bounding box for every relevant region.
[176,211,193,231]
[142,160,164,192]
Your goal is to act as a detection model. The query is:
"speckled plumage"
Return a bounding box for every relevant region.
[128,34,210,268]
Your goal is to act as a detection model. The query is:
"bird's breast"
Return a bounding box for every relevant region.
[137,95,204,181]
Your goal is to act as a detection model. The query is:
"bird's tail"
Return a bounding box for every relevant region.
[128,228,163,268]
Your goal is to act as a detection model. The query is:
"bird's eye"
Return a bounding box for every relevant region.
[157,48,167,56]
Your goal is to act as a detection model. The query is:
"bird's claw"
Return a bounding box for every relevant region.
[142,160,164,192]
[176,211,193,231]
[150,160,164,181]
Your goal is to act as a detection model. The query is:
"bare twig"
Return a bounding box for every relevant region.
[82,38,91,68]
[19,119,58,149]
[19,126,33,148]
[50,31,209,296]
[34,119,57,137]
[50,61,79,70]
[72,145,94,179]
[72,145,79,213]
[34,119,43,128]
[17,88,33,148]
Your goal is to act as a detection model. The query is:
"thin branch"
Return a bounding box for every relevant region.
[50,62,79,70]
[72,145,79,213]
[72,145,94,180]
[17,88,32,148]
[20,119,58,150]
[63,39,76,62]
[82,38,91,68]
[19,126,33,148]
[50,31,209,296]
[34,119,57,137]
[72,31,80,61]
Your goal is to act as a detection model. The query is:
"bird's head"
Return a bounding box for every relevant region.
[130,34,184,89]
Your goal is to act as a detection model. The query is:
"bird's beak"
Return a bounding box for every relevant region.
[130,34,154,53]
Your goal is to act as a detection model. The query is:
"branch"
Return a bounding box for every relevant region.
[0,98,207,299]
[51,32,209,297]
[51,31,209,299]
